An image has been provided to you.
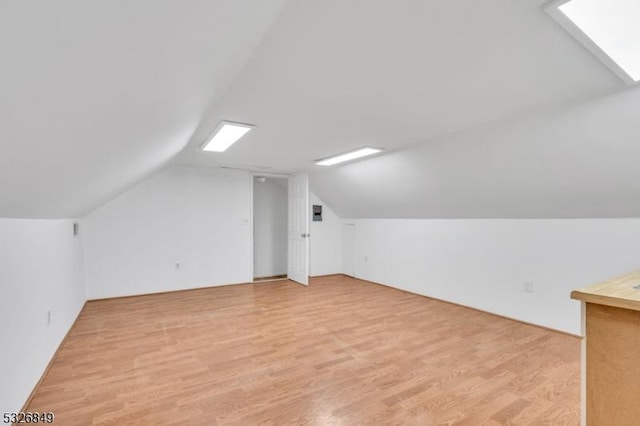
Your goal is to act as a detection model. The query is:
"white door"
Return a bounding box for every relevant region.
[288,173,309,285]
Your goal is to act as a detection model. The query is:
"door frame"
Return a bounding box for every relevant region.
[249,172,291,283]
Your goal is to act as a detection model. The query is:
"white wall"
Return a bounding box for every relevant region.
[0,219,85,413]
[253,178,287,278]
[309,193,343,276]
[350,219,640,335]
[84,166,252,299]
[342,223,356,277]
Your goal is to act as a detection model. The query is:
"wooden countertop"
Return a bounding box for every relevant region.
[571,270,640,312]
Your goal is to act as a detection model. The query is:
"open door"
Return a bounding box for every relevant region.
[287,173,309,285]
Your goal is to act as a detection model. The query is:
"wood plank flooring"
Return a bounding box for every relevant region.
[26,276,581,425]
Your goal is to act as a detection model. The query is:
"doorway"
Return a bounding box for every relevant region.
[253,176,288,281]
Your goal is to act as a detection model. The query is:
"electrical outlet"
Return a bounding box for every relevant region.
[47,311,51,326]
[176,262,180,270]
[524,281,534,293]
[364,256,368,263]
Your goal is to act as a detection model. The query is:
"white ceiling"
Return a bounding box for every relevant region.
[311,85,640,218]
[0,0,289,218]
[174,0,620,172]
[1,0,637,218]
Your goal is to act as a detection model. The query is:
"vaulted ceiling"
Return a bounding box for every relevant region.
[0,0,289,218]
[311,85,640,218]
[1,0,637,218]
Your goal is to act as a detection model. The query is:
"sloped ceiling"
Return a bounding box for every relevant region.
[2,0,637,219]
[0,0,289,218]
[174,0,619,172]
[311,85,640,218]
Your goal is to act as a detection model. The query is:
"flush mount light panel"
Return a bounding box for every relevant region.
[202,121,255,152]
[316,146,383,166]
[545,0,640,84]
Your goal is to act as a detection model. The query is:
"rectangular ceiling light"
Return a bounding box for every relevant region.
[316,147,382,166]
[546,0,640,83]
[202,121,254,152]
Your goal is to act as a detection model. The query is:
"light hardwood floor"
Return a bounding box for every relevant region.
[27,276,580,425]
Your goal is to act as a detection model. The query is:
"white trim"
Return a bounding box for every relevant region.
[220,166,291,177]
[544,0,636,85]
[250,171,292,178]
[249,173,254,283]
[251,172,290,283]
